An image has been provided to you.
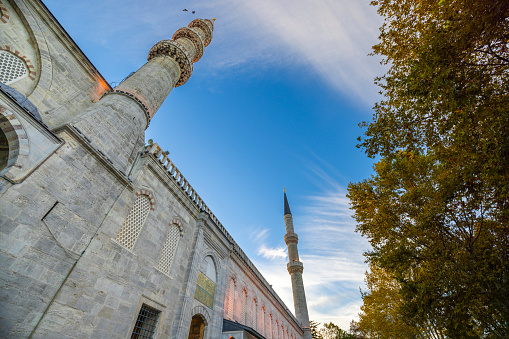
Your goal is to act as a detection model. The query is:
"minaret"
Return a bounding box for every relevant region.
[73,19,215,173]
[284,190,312,339]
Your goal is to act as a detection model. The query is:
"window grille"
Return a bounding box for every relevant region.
[0,51,28,85]
[227,279,235,318]
[157,223,180,274]
[131,304,161,339]
[116,194,151,250]
[251,299,257,330]
[241,290,247,324]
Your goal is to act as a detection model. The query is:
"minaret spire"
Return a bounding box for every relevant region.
[283,190,312,339]
[73,19,214,173]
[115,18,215,119]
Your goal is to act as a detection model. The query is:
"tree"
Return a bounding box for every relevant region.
[349,320,366,339]
[320,322,355,339]
[358,263,444,338]
[311,320,324,339]
[348,0,509,337]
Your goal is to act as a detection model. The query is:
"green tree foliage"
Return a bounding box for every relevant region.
[348,0,509,337]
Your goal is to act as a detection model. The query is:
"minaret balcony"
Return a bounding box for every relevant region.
[284,232,299,245]
[287,260,304,274]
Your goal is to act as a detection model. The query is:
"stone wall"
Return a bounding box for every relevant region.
[3,0,111,129]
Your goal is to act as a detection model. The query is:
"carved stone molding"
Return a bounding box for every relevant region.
[147,40,193,87]
[284,233,298,245]
[188,19,212,47]
[172,27,204,63]
[287,261,304,274]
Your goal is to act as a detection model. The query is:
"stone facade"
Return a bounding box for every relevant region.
[0,1,309,338]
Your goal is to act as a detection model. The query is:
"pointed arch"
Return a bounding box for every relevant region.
[135,188,156,210]
[157,218,183,275]
[225,274,237,320]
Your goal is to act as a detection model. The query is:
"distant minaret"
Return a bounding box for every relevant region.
[284,190,312,339]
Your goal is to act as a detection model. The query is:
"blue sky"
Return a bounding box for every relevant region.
[43,0,383,330]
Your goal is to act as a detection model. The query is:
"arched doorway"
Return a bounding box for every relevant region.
[188,314,206,339]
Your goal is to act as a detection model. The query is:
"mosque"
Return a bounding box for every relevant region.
[0,0,312,338]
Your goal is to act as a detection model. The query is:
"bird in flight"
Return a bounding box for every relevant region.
[183,9,196,14]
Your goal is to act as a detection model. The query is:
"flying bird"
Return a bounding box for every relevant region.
[183,9,188,11]
[192,11,195,14]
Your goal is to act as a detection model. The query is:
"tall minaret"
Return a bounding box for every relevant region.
[284,190,312,339]
[73,19,215,173]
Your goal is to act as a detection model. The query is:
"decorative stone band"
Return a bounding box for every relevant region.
[284,232,299,245]
[287,261,304,274]
[173,27,204,63]
[135,189,156,211]
[188,19,213,47]
[147,39,193,87]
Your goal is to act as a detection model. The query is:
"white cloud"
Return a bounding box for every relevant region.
[200,0,384,105]
[257,244,288,260]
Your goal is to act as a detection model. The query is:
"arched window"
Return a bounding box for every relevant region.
[0,50,28,85]
[157,221,181,275]
[116,194,151,250]
[241,288,248,324]
[259,306,265,336]
[251,297,257,330]
[268,313,273,339]
[226,277,235,319]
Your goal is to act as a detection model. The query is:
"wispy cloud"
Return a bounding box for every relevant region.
[257,244,288,260]
[251,228,269,241]
[298,186,370,329]
[199,0,384,105]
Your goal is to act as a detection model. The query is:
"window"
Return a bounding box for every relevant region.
[0,50,28,85]
[116,194,151,250]
[157,222,180,275]
[131,304,161,339]
[227,278,235,319]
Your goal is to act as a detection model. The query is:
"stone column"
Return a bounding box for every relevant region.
[73,19,214,174]
[283,192,312,339]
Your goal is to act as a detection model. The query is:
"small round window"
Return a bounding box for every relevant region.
[0,50,28,85]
